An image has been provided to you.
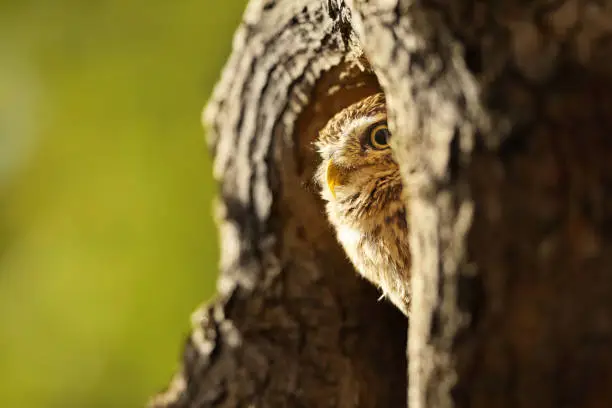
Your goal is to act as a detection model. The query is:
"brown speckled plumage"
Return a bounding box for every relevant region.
[315,93,410,316]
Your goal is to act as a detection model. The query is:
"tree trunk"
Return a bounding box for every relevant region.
[150,0,612,407]
[149,1,407,407]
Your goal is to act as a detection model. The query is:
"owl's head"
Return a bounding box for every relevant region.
[315,93,403,227]
[314,92,411,314]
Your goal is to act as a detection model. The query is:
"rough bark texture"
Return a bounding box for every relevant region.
[151,0,612,407]
[349,0,612,407]
[149,1,407,407]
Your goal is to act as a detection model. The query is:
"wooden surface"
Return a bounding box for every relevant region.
[152,0,612,406]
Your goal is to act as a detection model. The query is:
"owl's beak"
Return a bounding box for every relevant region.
[326,160,348,199]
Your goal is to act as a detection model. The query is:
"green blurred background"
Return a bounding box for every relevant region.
[0,1,245,406]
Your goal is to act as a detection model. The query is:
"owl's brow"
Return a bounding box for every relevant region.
[342,113,387,140]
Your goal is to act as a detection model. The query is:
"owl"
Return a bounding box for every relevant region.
[315,93,410,316]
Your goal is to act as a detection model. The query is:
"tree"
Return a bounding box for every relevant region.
[150,0,612,407]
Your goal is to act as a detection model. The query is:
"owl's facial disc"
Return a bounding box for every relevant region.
[324,117,393,199]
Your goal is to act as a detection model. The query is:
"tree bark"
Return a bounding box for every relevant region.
[149,1,407,407]
[151,0,612,407]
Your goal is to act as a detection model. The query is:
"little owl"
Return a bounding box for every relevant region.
[315,92,411,316]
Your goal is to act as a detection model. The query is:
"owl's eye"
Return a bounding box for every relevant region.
[367,123,391,150]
